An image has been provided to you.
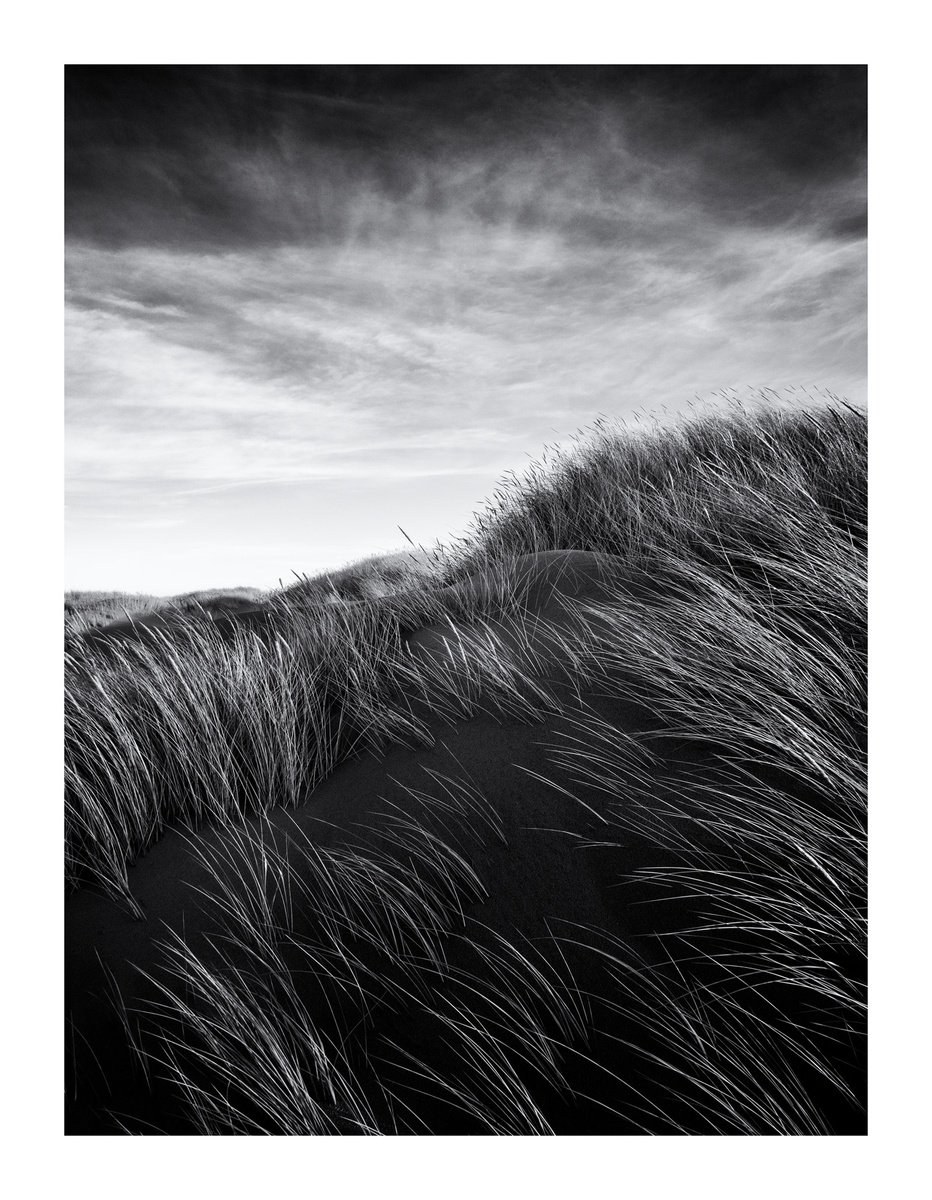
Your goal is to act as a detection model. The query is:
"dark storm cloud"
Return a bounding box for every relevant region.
[66,66,866,249]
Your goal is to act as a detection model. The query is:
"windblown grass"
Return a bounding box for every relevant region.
[441,393,864,587]
[65,557,568,904]
[65,396,866,1134]
[112,775,592,1135]
[283,547,440,605]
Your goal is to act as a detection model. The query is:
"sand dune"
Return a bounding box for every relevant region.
[64,396,866,1136]
[65,549,861,1134]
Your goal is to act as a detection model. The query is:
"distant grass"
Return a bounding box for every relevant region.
[65,551,437,636]
[65,397,866,1133]
[65,590,164,635]
[64,586,267,636]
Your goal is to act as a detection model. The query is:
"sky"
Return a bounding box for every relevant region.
[65,65,867,595]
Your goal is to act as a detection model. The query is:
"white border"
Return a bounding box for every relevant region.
[7,7,926,1196]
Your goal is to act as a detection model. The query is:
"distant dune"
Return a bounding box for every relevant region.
[64,585,268,636]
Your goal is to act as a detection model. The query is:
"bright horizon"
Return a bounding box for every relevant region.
[65,66,866,596]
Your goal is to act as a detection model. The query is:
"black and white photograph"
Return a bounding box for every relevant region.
[63,62,867,1140]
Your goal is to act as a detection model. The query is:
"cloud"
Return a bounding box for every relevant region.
[66,219,865,487]
[66,66,866,249]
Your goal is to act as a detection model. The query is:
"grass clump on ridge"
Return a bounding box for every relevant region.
[441,393,864,587]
